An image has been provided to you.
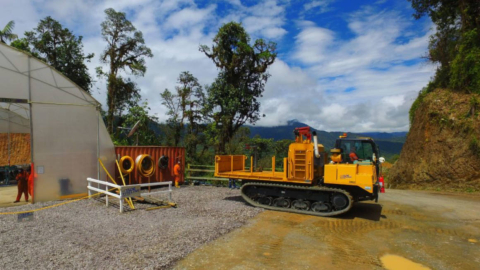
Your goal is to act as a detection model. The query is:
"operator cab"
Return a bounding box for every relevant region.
[334,135,383,176]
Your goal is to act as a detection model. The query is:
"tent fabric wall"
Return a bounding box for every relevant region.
[0,108,30,133]
[0,43,115,202]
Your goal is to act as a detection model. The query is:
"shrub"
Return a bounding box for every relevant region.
[470,136,480,158]
[409,84,433,124]
[450,29,480,94]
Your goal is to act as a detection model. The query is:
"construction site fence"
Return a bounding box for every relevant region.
[87,178,172,213]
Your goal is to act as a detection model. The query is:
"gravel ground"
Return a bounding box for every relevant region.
[0,186,263,269]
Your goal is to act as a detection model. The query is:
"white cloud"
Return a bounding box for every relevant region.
[293,26,335,64]
[221,0,287,40]
[303,0,335,14]
[254,6,436,132]
[1,1,436,132]
[164,5,216,31]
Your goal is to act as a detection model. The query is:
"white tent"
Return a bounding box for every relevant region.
[0,43,115,202]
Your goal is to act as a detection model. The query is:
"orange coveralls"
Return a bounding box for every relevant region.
[15,171,29,202]
[174,163,181,188]
[28,172,34,198]
[349,152,359,162]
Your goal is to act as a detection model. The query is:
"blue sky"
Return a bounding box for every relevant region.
[2,0,436,132]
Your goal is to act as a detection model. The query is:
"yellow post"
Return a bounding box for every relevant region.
[99,159,134,210]
[187,163,191,183]
[272,156,275,175]
[115,159,135,210]
[250,156,253,173]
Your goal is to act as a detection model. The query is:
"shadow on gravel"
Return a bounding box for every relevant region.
[223,196,254,207]
[92,197,135,212]
[335,202,384,221]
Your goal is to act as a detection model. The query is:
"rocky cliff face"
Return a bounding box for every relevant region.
[389,89,480,192]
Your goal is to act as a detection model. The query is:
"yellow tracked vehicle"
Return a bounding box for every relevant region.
[214,127,384,216]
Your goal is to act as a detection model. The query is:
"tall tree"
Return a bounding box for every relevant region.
[410,0,480,93]
[225,127,250,155]
[200,22,277,154]
[0,20,17,43]
[160,71,205,160]
[23,17,94,92]
[200,22,277,153]
[97,8,153,133]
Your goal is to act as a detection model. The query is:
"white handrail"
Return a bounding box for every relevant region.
[87,178,121,188]
[87,177,173,213]
[88,186,121,198]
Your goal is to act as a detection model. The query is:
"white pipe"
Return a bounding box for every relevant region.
[137,181,172,187]
[312,131,320,158]
[87,186,121,198]
[87,178,120,188]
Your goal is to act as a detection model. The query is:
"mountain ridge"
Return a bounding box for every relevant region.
[247,120,405,160]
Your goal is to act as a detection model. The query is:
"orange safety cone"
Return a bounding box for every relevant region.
[379,176,385,193]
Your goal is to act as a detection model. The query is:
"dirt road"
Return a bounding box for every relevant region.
[0,185,29,207]
[175,189,480,269]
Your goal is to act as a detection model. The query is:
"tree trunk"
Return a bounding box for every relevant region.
[106,74,115,134]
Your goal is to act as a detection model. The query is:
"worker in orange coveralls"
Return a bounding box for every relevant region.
[174,160,181,188]
[14,168,29,203]
[27,166,34,199]
[349,146,359,163]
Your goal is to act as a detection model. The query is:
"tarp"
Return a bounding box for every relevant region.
[0,43,115,202]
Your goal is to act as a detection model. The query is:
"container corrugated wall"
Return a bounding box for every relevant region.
[114,146,185,184]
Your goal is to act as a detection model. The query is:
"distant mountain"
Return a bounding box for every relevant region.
[357,132,408,139]
[247,120,406,160]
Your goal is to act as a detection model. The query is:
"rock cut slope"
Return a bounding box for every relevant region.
[389,89,480,191]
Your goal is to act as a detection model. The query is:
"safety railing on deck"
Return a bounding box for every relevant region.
[87,178,172,213]
[185,161,284,185]
[185,164,228,183]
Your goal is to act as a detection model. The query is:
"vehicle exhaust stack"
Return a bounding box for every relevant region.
[312,131,320,158]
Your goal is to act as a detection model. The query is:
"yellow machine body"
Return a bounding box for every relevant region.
[215,137,376,194]
[323,164,375,193]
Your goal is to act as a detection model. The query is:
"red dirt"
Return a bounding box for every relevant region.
[389,89,480,191]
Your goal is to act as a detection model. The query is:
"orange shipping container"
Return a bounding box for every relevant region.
[114,146,185,185]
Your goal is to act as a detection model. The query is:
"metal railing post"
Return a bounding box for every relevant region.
[119,188,123,213]
[187,164,191,185]
[272,156,275,175]
[88,181,91,198]
[169,182,172,201]
[105,184,109,207]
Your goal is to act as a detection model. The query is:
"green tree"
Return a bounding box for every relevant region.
[111,76,141,118]
[116,100,161,146]
[97,8,153,133]
[160,72,205,157]
[200,22,277,154]
[10,38,41,58]
[0,20,17,43]
[23,17,94,92]
[225,127,251,155]
[390,154,400,164]
[274,139,293,168]
[410,0,480,93]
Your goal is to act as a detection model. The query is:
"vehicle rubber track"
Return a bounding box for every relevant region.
[240,182,353,217]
